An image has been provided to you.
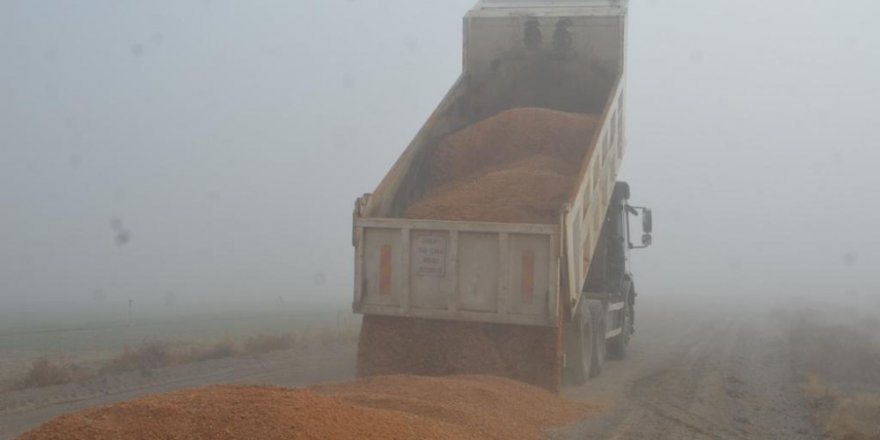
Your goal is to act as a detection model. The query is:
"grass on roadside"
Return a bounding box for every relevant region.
[10,326,359,391]
[802,374,880,440]
[16,357,93,389]
[788,310,880,440]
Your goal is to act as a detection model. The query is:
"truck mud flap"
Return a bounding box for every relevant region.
[357,315,563,392]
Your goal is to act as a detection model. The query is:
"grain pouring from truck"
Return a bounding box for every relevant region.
[351,0,652,390]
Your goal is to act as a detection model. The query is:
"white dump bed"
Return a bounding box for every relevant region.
[352,0,627,327]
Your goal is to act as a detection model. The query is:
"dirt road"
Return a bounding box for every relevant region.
[2,299,822,440]
[558,298,820,439]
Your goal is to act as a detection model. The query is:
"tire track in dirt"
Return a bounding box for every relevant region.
[557,302,822,440]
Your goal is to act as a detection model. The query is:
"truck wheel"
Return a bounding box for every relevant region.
[566,300,603,385]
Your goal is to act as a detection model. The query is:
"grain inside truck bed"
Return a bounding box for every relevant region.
[405,107,598,224]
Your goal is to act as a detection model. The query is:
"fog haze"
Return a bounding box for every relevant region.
[2,0,879,317]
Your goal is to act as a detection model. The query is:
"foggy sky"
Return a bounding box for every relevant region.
[2,0,879,314]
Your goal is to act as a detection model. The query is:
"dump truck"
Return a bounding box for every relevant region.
[351,0,652,390]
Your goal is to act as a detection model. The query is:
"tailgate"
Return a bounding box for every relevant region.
[353,217,562,327]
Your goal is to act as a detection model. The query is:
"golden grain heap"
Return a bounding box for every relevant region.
[19,375,596,440]
[405,107,598,224]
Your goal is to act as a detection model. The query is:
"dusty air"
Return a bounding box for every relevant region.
[2,1,878,439]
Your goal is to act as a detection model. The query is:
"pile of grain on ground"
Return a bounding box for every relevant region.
[357,315,562,392]
[19,375,595,440]
[18,385,455,440]
[405,107,598,224]
[315,375,591,440]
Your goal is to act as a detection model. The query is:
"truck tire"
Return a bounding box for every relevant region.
[566,299,604,384]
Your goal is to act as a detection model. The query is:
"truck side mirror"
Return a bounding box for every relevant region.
[626,205,653,250]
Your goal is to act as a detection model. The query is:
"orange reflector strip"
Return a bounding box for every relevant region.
[379,245,392,295]
[521,251,535,303]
